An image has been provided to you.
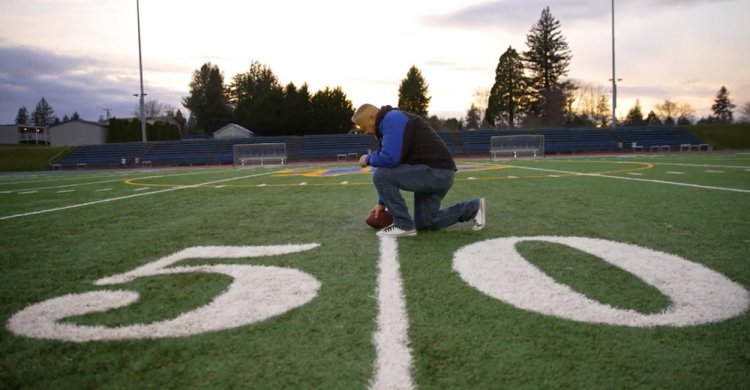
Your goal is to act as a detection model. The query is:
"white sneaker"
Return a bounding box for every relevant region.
[472,197,486,231]
[377,224,417,237]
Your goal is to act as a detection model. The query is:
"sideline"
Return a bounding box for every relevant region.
[0,170,282,221]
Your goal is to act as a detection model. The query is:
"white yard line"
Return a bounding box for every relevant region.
[0,170,281,221]
[513,165,750,194]
[370,236,414,390]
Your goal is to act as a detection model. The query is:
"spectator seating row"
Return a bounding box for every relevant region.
[613,126,706,151]
[57,126,709,168]
[58,142,148,167]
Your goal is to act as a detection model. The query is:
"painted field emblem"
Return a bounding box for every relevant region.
[7,244,321,342]
[453,236,749,327]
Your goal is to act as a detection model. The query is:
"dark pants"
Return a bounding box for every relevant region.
[372,164,480,231]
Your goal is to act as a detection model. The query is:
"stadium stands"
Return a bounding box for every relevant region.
[56,126,709,168]
[140,139,222,165]
[59,142,148,168]
[295,134,377,161]
[613,126,707,151]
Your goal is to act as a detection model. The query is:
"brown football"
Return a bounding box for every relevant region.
[365,209,393,229]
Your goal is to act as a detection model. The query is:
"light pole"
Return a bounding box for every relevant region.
[136,0,147,142]
[610,0,617,128]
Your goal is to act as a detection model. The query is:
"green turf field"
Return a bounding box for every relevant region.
[1,152,749,389]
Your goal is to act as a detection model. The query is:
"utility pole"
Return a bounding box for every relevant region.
[610,0,617,129]
[103,108,112,120]
[136,0,147,142]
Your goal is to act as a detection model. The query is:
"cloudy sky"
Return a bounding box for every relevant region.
[1,0,748,125]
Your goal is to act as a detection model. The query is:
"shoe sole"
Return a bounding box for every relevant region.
[377,231,417,237]
[472,197,486,231]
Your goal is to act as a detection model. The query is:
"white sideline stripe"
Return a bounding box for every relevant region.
[705,170,724,173]
[18,191,37,195]
[0,170,281,221]
[95,188,112,192]
[370,236,414,390]
[513,165,750,194]
[56,190,75,193]
[666,171,684,175]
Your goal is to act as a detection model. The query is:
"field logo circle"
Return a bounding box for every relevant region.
[453,236,749,327]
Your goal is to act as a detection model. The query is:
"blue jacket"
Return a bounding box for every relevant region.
[366,106,456,171]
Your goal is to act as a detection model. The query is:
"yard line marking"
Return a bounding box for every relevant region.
[650,162,750,169]
[0,170,282,221]
[56,190,75,193]
[370,236,414,390]
[666,171,684,175]
[134,187,149,191]
[18,191,38,194]
[628,172,643,176]
[513,165,750,194]
[95,188,112,192]
[0,191,13,194]
[705,170,724,173]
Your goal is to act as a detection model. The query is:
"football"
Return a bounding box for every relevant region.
[365,209,393,229]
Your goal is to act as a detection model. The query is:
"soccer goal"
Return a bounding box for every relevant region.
[490,135,545,159]
[233,143,287,167]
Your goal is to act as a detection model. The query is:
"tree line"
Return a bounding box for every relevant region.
[182,61,355,136]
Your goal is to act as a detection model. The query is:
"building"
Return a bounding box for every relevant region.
[47,119,108,146]
[0,124,48,144]
[213,123,254,140]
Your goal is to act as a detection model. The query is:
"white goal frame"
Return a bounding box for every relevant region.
[490,135,545,160]
[233,143,287,167]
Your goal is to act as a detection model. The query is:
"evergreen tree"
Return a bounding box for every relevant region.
[624,99,645,126]
[182,62,233,133]
[230,61,285,135]
[71,112,81,121]
[595,95,611,128]
[465,104,482,129]
[397,65,431,117]
[62,114,70,122]
[282,82,313,135]
[645,110,662,126]
[31,97,55,126]
[523,7,573,126]
[15,106,29,125]
[711,86,735,123]
[309,86,354,134]
[739,102,750,123]
[486,46,528,128]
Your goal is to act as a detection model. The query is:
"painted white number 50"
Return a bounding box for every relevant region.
[8,244,321,342]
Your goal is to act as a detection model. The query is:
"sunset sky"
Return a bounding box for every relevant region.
[1,0,748,125]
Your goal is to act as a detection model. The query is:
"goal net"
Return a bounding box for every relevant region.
[233,143,287,167]
[490,135,544,159]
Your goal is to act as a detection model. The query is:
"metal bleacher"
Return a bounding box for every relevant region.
[56,126,710,169]
[59,142,148,168]
[613,126,708,152]
[140,139,222,166]
[295,134,377,161]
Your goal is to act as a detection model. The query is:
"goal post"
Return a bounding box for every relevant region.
[490,135,545,159]
[233,143,287,167]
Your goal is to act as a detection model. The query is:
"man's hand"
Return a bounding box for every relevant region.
[371,203,385,218]
[359,154,368,168]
